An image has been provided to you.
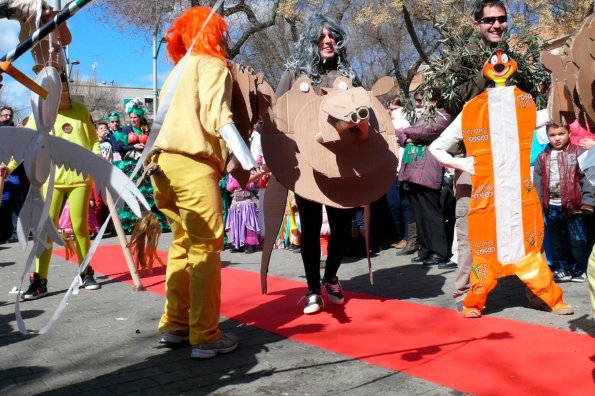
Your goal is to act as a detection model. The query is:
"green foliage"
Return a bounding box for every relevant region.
[410,16,551,118]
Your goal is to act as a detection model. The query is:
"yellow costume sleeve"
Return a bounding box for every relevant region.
[155,55,234,173]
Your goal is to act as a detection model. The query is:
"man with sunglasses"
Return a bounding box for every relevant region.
[457,1,509,104]
[474,3,507,46]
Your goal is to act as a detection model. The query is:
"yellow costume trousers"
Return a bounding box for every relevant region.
[151,152,224,346]
[38,185,92,279]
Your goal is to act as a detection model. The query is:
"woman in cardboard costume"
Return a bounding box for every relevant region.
[150,7,257,359]
[275,14,357,315]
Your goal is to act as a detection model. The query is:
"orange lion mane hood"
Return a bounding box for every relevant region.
[165,6,229,65]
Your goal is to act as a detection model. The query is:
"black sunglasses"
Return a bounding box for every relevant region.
[479,15,507,24]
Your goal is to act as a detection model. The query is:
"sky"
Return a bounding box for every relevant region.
[0,5,173,115]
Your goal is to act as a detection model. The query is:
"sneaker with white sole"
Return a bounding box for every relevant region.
[190,332,238,359]
[160,332,189,345]
[322,276,344,305]
[570,272,586,283]
[303,292,324,314]
[81,270,101,290]
[552,269,572,282]
[22,272,48,300]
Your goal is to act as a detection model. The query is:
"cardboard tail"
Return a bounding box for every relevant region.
[260,176,289,294]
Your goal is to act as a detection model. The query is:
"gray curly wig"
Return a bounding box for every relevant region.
[285,14,357,84]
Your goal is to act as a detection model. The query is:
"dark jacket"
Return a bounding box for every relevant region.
[117,125,141,157]
[397,108,452,190]
[106,131,122,154]
[534,143,595,215]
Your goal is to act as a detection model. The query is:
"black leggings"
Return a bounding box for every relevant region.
[295,195,352,292]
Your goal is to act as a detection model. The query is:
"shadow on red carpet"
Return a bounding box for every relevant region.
[54,245,594,396]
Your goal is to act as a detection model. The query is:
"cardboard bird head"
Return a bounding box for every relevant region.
[483,49,517,87]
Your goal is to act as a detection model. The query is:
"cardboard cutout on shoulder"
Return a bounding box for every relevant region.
[228,61,274,187]
[541,14,595,128]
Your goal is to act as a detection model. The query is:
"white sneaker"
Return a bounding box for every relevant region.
[303,293,324,314]
[570,272,586,283]
[160,332,189,345]
[190,333,238,359]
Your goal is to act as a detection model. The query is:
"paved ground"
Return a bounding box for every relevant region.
[1,233,593,395]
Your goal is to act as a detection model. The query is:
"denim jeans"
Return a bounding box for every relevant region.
[386,177,409,241]
[545,205,589,274]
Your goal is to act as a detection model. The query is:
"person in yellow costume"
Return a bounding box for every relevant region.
[23,99,102,300]
[149,7,258,360]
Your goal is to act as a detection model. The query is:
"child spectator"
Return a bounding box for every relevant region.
[534,123,594,283]
[58,121,113,237]
[225,174,260,253]
[96,121,113,162]
[58,198,100,238]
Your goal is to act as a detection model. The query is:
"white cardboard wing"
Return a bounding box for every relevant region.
[47,135,150,216]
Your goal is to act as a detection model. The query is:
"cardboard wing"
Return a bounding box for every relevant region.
[572,15,595,126]
[541,37,575,125]
[228,61,275,186]
[542,14,595,128]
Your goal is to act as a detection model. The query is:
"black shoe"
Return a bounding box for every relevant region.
[244,245,256,254]
[411,251,430,263]
[22,272,48,300]
[230,246,244,253]
[438,260,458,269]
[81,269,101,290]
[423,253,447,266]
[321,276,344,305]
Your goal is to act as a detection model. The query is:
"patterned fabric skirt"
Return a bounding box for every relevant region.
[58,200,100,235]
[225,198,260,249]
[114,157,170,234]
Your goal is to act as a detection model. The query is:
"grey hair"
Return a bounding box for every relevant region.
[285,13,357,84]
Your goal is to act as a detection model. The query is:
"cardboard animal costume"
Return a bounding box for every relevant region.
[541,14,595,129]
[259,74,399,292]
[430,50,571,317]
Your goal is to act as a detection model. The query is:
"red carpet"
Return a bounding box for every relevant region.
[55,246,595,395]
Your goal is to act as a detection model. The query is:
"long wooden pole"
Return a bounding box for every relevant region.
[104,190,145,291]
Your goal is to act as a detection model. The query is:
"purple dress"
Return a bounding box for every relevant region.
[225,176,260,248]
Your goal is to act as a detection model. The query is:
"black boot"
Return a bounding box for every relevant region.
[81,266,100,290]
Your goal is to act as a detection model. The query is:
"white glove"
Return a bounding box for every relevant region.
[219,123,258,170]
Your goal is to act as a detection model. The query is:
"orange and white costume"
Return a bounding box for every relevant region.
[430,85,571,317]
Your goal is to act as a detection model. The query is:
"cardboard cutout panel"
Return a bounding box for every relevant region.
[542,15,595,127]
[262,76,398,209]
[228,61,275,187]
